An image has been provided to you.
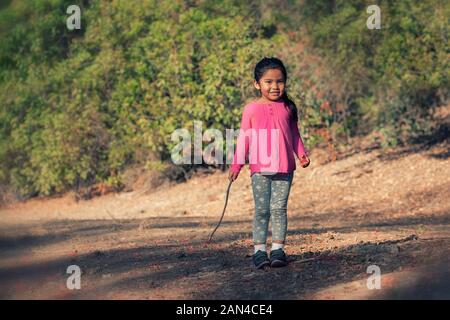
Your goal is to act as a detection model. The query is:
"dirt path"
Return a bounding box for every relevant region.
[1,139,449,299]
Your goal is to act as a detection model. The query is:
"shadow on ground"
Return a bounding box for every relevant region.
[0,214,448,299]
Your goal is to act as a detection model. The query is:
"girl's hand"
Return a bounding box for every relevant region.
[228,171,239,182]
[300,155,310,168]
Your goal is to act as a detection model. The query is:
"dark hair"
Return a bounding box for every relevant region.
[254,57,298,123]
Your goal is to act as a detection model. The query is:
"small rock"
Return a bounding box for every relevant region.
[407,234,419,241]
[243,273,256,278]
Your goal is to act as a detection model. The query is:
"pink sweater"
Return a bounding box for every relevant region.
[230,100,308,176]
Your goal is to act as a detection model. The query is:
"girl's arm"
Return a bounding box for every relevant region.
[290,116,308,159]
[230,106,252,173]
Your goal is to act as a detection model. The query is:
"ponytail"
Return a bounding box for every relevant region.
[282,92,298,124]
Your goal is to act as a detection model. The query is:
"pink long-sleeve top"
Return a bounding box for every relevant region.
[230,100,308,176]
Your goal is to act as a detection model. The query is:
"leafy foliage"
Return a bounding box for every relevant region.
[0,0,447,197]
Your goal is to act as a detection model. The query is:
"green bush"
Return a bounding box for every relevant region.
[0,0,447,198]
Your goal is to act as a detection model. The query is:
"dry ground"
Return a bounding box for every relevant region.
[0,133,449,299]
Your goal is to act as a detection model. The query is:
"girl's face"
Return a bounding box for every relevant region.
[253,68,286,102]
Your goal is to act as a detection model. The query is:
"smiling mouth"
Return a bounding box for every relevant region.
[270,92,280,94]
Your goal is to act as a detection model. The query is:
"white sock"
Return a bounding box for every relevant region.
[271,243,284,251]
[254,244,266,253]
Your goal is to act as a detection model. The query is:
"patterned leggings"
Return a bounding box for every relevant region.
[251,172,294,244]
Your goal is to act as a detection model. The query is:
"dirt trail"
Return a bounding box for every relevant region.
[0,138,449,299]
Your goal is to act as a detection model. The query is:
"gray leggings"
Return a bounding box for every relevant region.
[251,172,294,244]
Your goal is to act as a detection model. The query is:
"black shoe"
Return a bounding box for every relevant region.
[270,248,288,268]
[252,250,270,269]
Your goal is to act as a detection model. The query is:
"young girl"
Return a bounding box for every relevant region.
[228,57,310,269]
